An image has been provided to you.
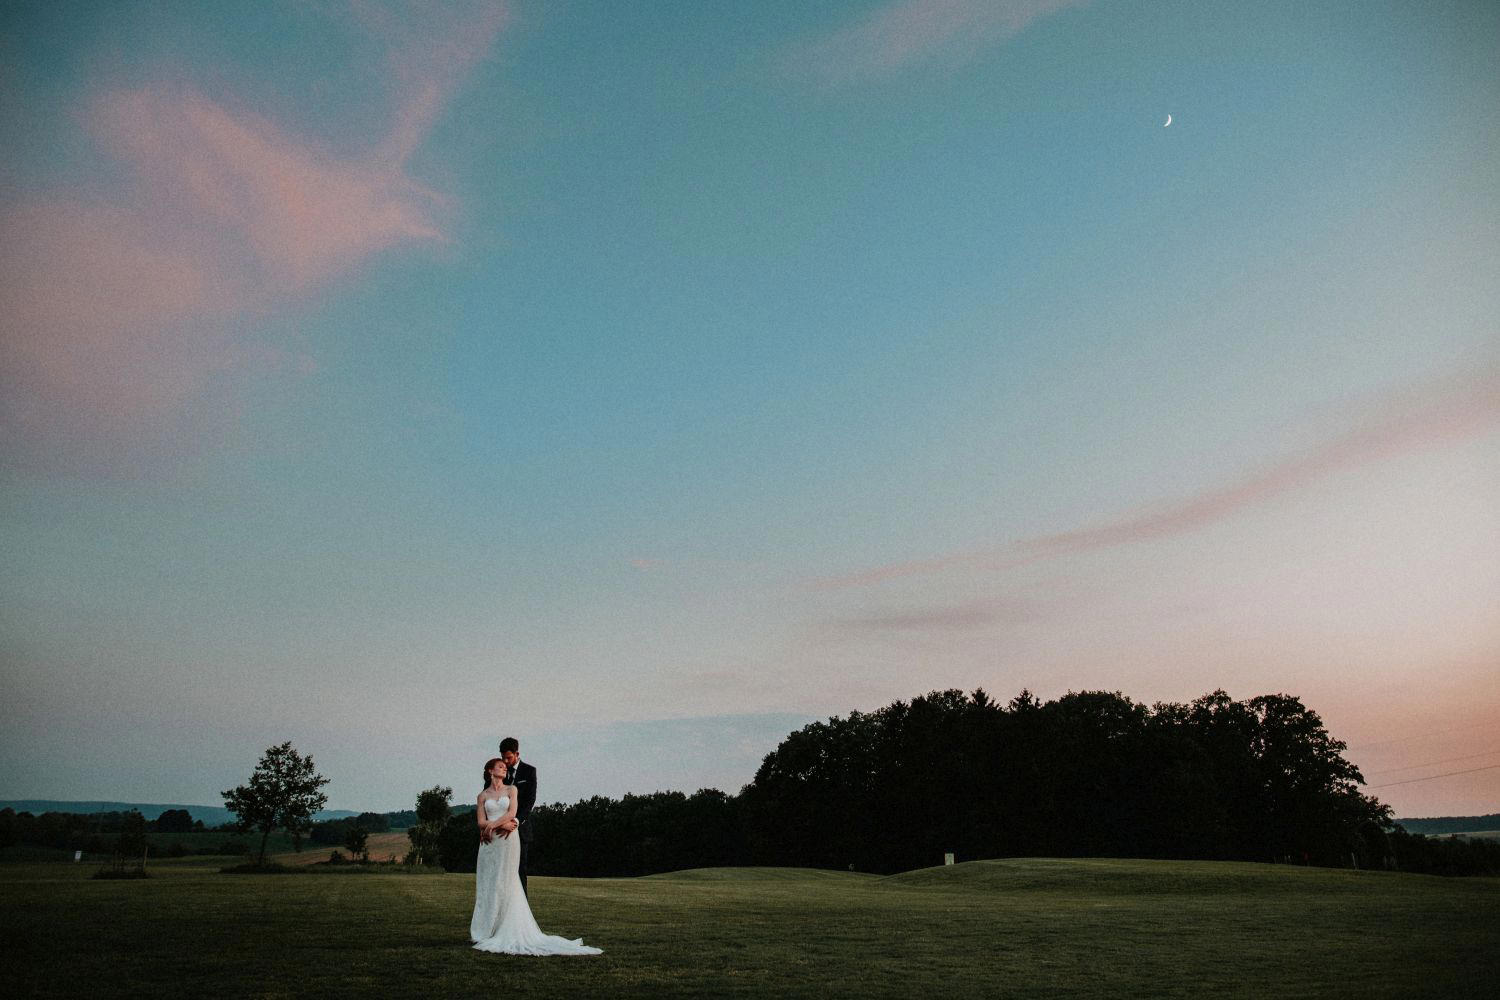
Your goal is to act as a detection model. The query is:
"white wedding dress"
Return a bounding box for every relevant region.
[469,796,602,956]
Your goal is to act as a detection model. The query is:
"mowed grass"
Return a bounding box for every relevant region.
[3,858,1497,999]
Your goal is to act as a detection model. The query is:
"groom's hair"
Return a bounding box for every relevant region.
[499,737,519,754]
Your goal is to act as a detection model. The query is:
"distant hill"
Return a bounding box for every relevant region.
[1395,813,1500,836]
[0,800,359,826]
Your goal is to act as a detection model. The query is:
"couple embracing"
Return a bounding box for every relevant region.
[468,737,602,956]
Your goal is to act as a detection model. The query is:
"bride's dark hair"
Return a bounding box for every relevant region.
[482,757,505,793]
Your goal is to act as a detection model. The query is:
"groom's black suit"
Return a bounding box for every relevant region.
[503,760,536,895]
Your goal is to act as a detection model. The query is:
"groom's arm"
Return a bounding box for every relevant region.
[517,765,537,823]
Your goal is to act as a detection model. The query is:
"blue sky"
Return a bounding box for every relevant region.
[2,1,1496,816]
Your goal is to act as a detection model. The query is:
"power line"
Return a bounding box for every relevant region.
[1348,720,1497,751]
[1364,748,1500,777]
[1368,763,1500,789]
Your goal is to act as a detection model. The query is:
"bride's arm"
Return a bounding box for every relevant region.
[496,791,519,837]
[476,794,499,841]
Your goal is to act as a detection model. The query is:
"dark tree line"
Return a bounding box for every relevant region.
[429,789,748,875]
[308,811,391,845]
[382,809,419,829]
[529,790,748,876]
[9,690,1489,877]
[1381,826,1500,876]
[1394,813,1500,836]
[0,808,199,855]
[438,688,1493,878]
[0,805,410,860]
[740,688,1391,873]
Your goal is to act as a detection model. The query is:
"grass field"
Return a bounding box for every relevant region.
[3,857,1496,998]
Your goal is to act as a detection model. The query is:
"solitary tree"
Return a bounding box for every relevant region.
[344,825,369,863]
[406,786,452,866]
[222,741,330,866]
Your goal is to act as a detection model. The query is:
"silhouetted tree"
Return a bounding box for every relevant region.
[356,811,390,833]
[154,808,194,833]
[343,825,369,862]
[221,741,331,865]
[406,786,451,865]
[437,812,480,872]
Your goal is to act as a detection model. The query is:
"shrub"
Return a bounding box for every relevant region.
[437,813,480,873]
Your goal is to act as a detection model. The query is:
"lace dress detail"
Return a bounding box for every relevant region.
[469,796,602,956]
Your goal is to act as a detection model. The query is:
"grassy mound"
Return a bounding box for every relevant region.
[880,857,1407,896]
[641,866,875,883]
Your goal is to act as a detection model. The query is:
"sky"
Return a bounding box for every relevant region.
[1,0,1496,820]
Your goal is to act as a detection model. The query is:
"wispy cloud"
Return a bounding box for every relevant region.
[787,0,1088,84]
[351,0,509,166]
[829,598,1032,633]
[813,366,1500,589]
[88,86,446,289]
[0,1,507,474]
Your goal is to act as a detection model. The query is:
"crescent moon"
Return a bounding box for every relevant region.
[1164,114,1172,127]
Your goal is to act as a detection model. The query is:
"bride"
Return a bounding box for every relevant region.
[469,757,602,956]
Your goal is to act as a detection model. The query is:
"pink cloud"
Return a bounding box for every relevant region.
[86,87,445,291]
[352,0,510,166]
[1016,366,1500,559]
[830,598,1034,633]
[0,197,243,459]
[0,2,508,474]
[812,366,1500,589]
[790,0,1088,83]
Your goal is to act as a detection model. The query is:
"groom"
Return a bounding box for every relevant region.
[499,737,535,895]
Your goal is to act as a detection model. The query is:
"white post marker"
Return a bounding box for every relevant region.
[944,852,955,866]
[74,850,81,862]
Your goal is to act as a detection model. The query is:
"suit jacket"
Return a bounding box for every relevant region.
[504,760,537,842]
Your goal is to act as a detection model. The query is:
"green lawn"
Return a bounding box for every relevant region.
[2,858,1496,998]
